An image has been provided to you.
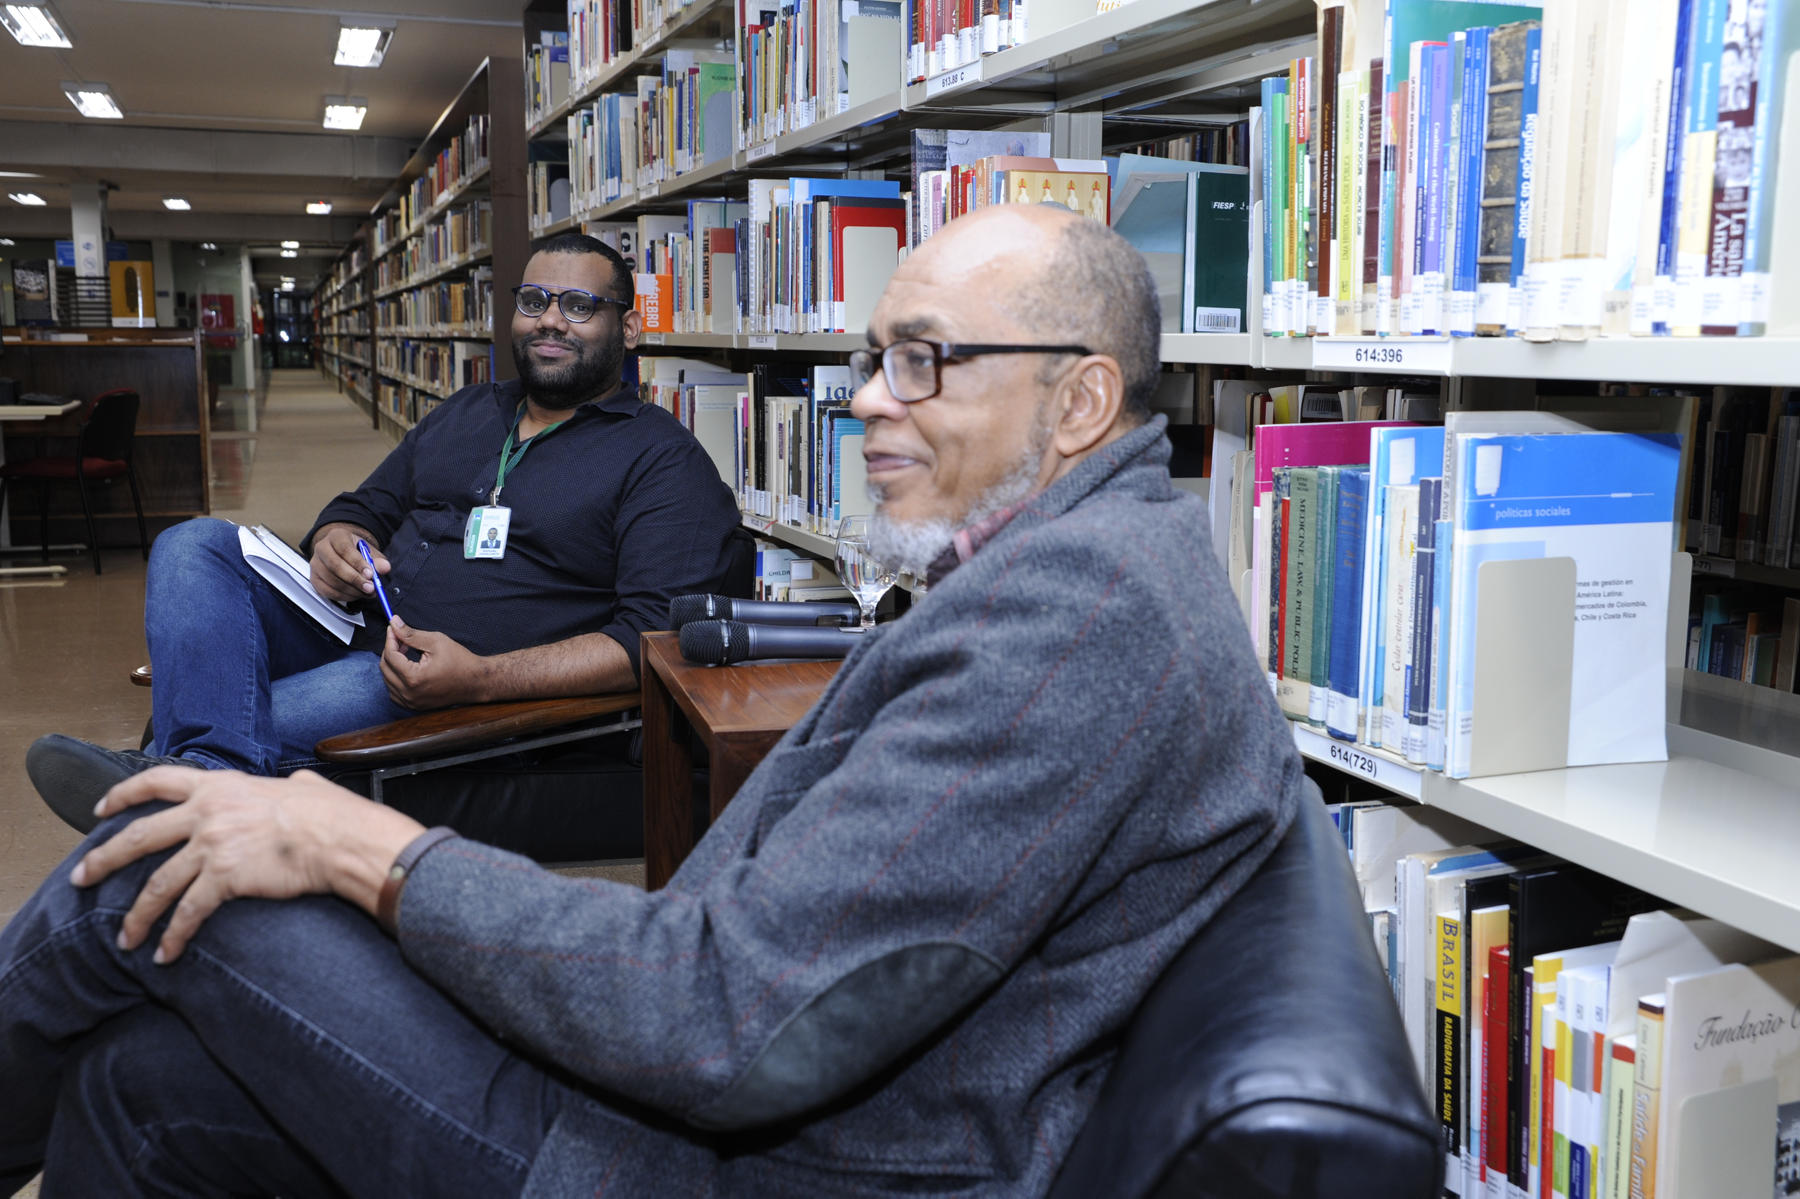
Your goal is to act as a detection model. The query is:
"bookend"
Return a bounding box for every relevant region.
[1672,1076,1777,1199]
[1466,555,1575,777]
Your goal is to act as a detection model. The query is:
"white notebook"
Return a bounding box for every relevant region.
[236,524,365,644]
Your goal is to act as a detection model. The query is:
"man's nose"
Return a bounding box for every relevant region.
[850,366,907,424]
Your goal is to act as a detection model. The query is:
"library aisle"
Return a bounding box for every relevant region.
[0,370,392,926]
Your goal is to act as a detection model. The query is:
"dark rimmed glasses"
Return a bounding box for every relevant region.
[848,339,1093,402]
[512,284,631,324]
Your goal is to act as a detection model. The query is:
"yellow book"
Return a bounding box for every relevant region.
[1628,995,1664,1199]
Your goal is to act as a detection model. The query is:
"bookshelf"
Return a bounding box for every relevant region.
[360,57,527,440]
[313,228,377,425]
[547,0,1800,956]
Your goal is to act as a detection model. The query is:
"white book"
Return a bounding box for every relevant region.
[1655,955,1800,1199]
[1381,483,1419,753]
[236,524,365,645]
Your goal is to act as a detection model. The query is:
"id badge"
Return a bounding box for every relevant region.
[465,506,512,559]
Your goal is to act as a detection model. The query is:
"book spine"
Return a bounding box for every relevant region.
[1485,945,1511,1199]
[1319,6,1342,327]
[1420,40,1451,336]
[1510,29,1542,334]
[1327,467,1368,740]
[1380,79,1402,336]
[1699,0,1764,335]
[1405,477,1439,763]
[1269,469,1291,685]
[1738,0,1792,333]
[1627,998,1663,1199]
[1438,912,1466,1196]
[1429,515,1452,772]
[1363,58,1385,335]
[1281,467,1315,719]
[1672,0,1727,335]
[1382,483,1418,751]
[1308,466,1337,726]
[1652,0,1697,334]
[1604,1037,1636,1199]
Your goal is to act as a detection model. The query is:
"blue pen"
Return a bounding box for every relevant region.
[357,539,397,622]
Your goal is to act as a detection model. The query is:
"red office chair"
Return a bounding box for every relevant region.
[0,388,149,574]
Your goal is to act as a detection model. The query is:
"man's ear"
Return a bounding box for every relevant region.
[1051,354,1126,458]
[622,306,644,350]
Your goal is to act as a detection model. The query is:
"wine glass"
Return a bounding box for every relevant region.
[835,514,896,630]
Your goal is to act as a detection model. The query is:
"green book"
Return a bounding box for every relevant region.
[697,62,736,166]
[1281,466,1317,719]
[1309,466,1339,727]
[1185,165,1251,333]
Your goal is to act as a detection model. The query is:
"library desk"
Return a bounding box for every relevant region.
[639,630,840,889]
[0,397,82,579]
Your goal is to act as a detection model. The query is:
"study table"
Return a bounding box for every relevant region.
[0,398,83,579]
[639,630,841,889]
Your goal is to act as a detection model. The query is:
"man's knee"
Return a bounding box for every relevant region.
[150,517,239,572]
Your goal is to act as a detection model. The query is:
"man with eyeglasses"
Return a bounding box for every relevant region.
[23,232,742,833]
[0,204,1302,1196]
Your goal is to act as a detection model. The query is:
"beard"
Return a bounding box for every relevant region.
[512,327,624,409]
[866,404,1053,577]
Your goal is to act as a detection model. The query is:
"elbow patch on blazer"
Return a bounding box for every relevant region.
[690,941,1003,1131]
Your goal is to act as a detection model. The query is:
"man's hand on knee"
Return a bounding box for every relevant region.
[69,767,426,964]
[380,617,492,709]
[311,522,387,605]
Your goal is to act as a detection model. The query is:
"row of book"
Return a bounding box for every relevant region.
[526,32,572,129]
[551,51,737,218]
[639,357,870,535]
[1115,125,1251,169]
[747,538,854,603]
[1688,587,1800,691]
[371,269,495,337]
[1261,0,1797,340]
[327,335,371,365]
[1221,399,1684,777]
[374,337,493,397]
[324,244,368,295]
[372,201,492,293]
[396,113,491,236]
[564,0,709,92]
[903,0,1028,84]
[1688,391,1800,569]
[737,0,901,144]
[1325,787,1799,1199]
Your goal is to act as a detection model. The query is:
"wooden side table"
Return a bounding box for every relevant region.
[639,630,840,889]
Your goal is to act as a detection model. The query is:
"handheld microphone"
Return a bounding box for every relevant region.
[669,594,859,629]
[678,619,864,665]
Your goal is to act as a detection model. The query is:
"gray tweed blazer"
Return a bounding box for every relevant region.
[398,415,1305,1196]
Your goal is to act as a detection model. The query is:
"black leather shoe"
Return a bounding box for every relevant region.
[24,734,194,834]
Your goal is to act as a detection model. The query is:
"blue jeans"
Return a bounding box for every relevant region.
[145,519,411,775]
[0,808,576,1197]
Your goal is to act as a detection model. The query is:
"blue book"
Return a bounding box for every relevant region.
[1405,476,1441,763]
[1428,516,1452,770]
[1419,41,1451,335]
[1358,426,1445,748]
[1327,468,1370,741]
[1444,431,1682,777]
[1652,0,1697,334]
[1450,27,1491,336]
[1510,26,1542,332]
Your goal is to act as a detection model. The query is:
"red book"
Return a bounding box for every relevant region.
[829,198,905,333]
[1484,945,1510,1185]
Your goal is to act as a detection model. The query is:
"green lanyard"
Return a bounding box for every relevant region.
[491,402,567,506]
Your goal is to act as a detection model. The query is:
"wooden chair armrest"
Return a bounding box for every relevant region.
[130,665,153,688]
[314,693,641,767]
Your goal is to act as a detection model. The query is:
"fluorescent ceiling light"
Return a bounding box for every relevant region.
[280,249,298,257]
[1,3,72,48]
[281,281,295,291]
[280,239,299,249]
[9,192,46,205]
[334,22,392,68]
[0,238,14,246]
[201,241,218,250]
[0,171,41,179]
[162,196,191,211]
[62,81,123,119]
[306,201,332,215]
[322,97,367,131]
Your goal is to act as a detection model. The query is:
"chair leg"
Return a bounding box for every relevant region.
[74,474,101,575]
[36,481,50,564]
[125,464,149,560]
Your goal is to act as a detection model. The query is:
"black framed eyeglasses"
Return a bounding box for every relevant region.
[848,339,1092,402]
[512,284,630,324]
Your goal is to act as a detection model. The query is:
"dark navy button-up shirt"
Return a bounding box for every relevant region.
[303,377,739,677]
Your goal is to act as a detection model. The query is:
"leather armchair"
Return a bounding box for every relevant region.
[1046,784,1439,1199]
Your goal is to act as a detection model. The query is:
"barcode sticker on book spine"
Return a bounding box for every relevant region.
[1193,307,1243,333]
